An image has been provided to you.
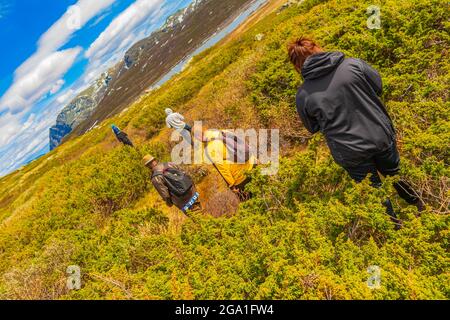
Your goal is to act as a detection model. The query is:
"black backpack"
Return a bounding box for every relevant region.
[152,164,193,197]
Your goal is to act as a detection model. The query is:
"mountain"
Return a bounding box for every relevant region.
[51,0,255,146]
[1,0,448,300]
[49,71,114,149]
[70,0,255,136]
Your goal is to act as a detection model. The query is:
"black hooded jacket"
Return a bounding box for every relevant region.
[296,52,396,167]
[115,131,134,147]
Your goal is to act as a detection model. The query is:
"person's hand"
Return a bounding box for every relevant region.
[165,199,173,207]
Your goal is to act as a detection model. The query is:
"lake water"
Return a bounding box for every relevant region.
[151,0,269,89]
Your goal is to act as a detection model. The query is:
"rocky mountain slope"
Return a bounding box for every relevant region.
[51,0,255,146]
[49,72,113,150]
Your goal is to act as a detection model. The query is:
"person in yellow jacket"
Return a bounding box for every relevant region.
[195,128,257,201]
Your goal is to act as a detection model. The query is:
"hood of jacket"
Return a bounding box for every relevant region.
[301,51,345,80]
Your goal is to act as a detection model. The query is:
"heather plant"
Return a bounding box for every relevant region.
[0,0,448,300]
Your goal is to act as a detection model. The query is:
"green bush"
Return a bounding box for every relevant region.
[0,0,448,300]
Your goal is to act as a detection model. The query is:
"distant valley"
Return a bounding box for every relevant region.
[50,0,256,149]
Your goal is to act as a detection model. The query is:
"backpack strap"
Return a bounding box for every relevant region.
[151,163,169,179]
[205,145,230,187]
[151,164,174,197]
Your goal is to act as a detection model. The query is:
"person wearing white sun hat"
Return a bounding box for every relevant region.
[165,108,192,144]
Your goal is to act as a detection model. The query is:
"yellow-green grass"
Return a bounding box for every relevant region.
[0,0,448,299]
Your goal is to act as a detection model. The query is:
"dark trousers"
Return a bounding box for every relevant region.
[116,132,134,147]
[343,143,419,217]
[234,177,252,202]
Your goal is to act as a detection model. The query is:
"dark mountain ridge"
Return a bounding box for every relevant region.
[59,0,255,141]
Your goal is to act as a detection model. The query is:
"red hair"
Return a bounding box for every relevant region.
[288,38,323,73]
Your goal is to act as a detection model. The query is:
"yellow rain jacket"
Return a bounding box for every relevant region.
[204,130,256,187]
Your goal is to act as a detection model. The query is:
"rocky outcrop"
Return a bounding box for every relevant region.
[51,0,254,145]
[71,0,254,136]
[49,123,72,151]
[49,72,113,150]
[49,96,96,150]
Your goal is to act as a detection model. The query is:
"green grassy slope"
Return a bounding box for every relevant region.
[0,0,448,299]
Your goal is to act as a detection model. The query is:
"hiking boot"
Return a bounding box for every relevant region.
[415,199,425,213]
[383,199,396,217]
[383,199,402,230]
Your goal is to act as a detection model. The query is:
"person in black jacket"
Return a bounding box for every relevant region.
[288,38,424,222]
[112,124,134,147]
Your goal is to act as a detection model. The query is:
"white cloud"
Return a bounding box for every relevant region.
[50,79,65,95]
[0,98,63,176]
[16,0,116,78]
[57,89,76,104]
[0,0,115,116]
[0,47,81,114]
[81,0,167,87]
[0,112,22,146]
[86,0,163,62]
[88,9,112,29]
[0,0,190,177]
[0,0,116,176]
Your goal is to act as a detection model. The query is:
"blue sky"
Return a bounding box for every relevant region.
[0,0,193,177]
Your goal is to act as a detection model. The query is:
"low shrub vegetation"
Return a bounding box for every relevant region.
[0,0,448,299]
